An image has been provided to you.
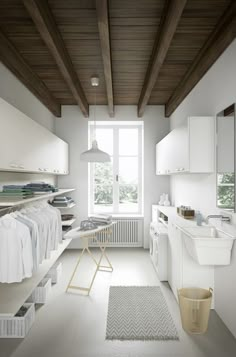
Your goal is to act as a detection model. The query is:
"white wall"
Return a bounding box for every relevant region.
[0,62,55,132]
[170,39,236,337]
[55,105,170,248]
[0,62,56,186]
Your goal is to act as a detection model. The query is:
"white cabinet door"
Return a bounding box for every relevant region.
[171,126,189,173]
[156,134,173,175]
[0,99,35,172]
[156,140,165,174]
[56,139,69,174]
[156,116,214,175]
[0,98,68,175]
[167,219,183,300]
[189,116,214,173]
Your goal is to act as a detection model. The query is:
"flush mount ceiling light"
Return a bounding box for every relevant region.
[80,76,110,163]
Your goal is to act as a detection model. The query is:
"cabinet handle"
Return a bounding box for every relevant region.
[44,168,47,172]
[175,168,180,171]
[18,165,24,169]
[38,168,43,171]
[10,163,17,168]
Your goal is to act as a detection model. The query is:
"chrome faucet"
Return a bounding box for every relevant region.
[205,214,231,224]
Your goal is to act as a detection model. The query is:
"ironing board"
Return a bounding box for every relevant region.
[64,222,115,295]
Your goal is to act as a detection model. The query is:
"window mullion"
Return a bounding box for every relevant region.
[113,127,119,213]
[138,126,143,214]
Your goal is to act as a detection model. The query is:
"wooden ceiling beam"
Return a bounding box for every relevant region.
[96,0,114,117]
[23,0,89,117]
[138,0,187,117]
[165,1,236,117]
[0,29,61,117]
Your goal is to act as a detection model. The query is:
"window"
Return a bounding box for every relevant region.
[217,172,235,210]
[89,121,143,215]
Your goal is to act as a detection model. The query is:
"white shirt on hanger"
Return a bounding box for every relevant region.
[0,214,33,283]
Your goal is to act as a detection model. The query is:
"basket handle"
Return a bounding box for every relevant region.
[209,287,213,293]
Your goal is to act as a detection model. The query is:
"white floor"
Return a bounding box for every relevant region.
[1,248,236,357]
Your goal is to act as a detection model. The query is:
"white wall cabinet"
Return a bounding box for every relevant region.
[156,116,214,175]
[0,98,68,175]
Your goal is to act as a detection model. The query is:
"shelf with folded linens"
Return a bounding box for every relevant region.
[0,188,75,208]
[50,195,76,209]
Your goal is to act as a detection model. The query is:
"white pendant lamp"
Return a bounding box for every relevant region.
[80,77,110,162]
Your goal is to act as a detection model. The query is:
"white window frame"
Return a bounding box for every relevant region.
[88,121,143,215]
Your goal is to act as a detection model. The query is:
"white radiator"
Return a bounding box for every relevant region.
[89,218,143,247]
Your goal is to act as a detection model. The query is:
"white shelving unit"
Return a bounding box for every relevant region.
[61,218,76,227]
[0,187,76,316]
[158,217,168,228]
[0,239,71,316]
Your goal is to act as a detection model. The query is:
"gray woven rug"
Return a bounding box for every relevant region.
[106,286,179,341]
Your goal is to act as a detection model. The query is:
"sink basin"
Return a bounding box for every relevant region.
[178,225,236,266]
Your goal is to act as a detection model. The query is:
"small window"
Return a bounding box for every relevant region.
[89,121,143,215]
[217,172,235,210]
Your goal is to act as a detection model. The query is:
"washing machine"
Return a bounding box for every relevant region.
[149,221,168,281]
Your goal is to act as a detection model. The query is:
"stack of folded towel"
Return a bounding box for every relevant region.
[25,182,58,194]
[89,214,112,225]
[51,196,74,207]
[0,185,34,201]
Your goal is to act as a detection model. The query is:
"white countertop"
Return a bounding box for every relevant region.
[156,205,236,235]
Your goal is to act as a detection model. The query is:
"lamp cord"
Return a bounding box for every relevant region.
[94,83,97,141]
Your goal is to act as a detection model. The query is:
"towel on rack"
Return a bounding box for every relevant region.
[89,214,112,225]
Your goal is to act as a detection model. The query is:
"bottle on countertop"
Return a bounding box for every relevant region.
[195,211,203,226]
[163,193,170,206]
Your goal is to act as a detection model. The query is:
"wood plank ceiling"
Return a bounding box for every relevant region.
[0,0,235,118]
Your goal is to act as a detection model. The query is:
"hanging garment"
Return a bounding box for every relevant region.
[0,201,62,283]
[13,212,40,272]
[0,215,33,283]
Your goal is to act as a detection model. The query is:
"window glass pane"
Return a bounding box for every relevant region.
[217,172,234,185]
[119,184,138,212]
[217,173,235,209]
[119,157,138,184]
[217,186,234,209]
[94,161,113,185]
[93,128,113,155]
[94,185,113,213]
[119,128,138,156]
[89,122,143,215]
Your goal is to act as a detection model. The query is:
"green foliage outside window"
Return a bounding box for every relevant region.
[217,173,235,209]
[94,163,138,206]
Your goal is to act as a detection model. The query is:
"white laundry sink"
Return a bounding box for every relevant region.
[178,226,236,266]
